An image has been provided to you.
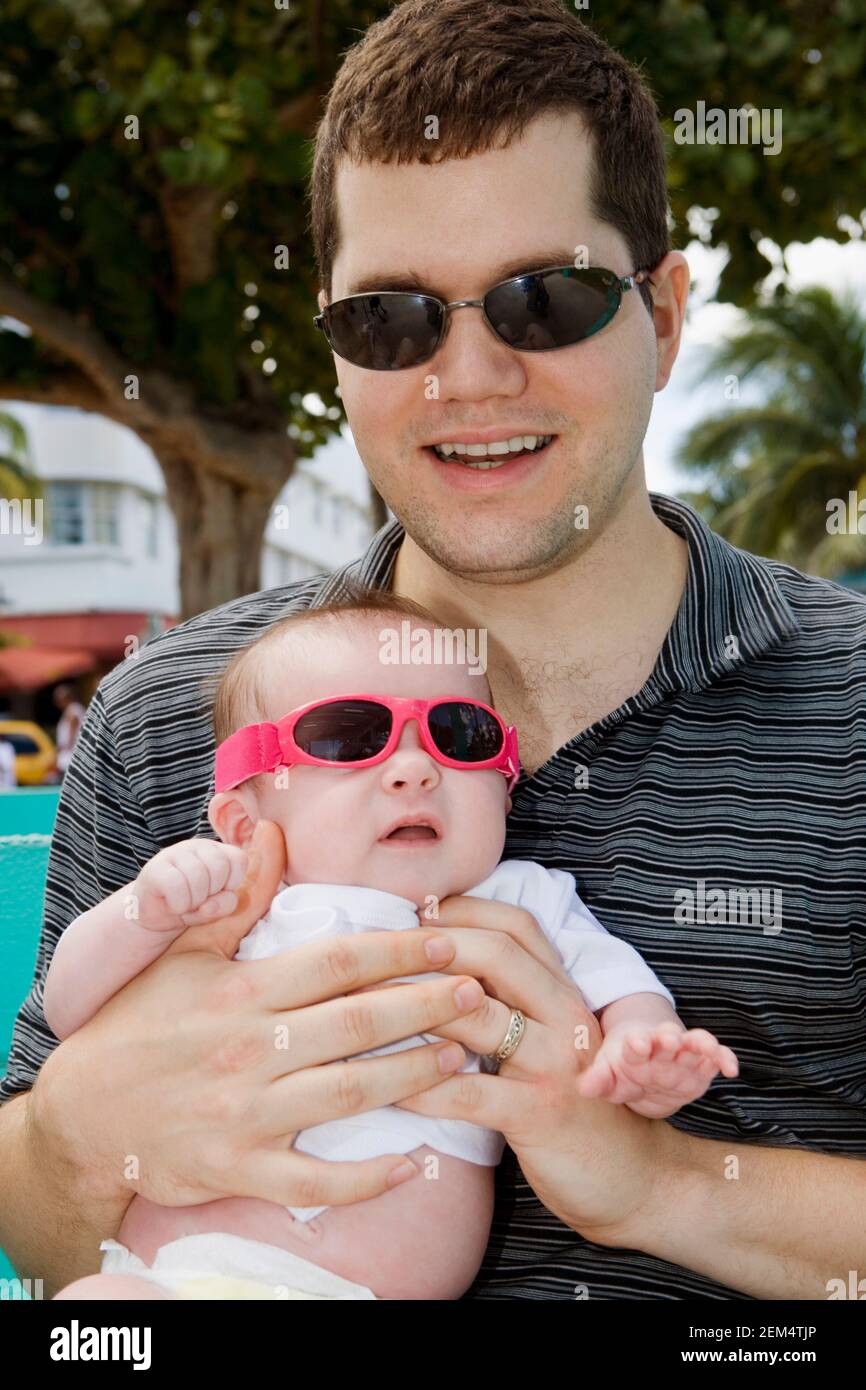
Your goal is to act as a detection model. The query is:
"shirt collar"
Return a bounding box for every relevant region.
[647,491,801,696]
[308,491,802,699]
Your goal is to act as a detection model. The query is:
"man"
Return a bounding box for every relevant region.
[1,0,865,1300]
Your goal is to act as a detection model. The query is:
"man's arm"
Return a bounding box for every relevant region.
[0,1087,131,1298]
[601,1121,866,1299]
[0,681,160,1287]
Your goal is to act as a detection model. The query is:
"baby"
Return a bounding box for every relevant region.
[46,593,738,1300]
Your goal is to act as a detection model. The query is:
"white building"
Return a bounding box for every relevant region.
[260,424,378,589]
[0,403,379,706]
[0,403,377,614]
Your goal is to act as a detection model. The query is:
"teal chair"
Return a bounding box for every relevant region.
[0,789,59,1287]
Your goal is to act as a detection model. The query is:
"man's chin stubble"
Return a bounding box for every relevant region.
[398,505,597,584]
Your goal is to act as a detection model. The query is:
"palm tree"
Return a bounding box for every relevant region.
[676,286,866,576]
[0,410,39,501]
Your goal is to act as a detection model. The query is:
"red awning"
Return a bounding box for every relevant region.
[0,612,175,663]
[0,646,96,694]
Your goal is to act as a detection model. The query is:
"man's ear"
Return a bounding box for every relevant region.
[208,790,257,848]
[317,288,327,313]
[647,249,690,392]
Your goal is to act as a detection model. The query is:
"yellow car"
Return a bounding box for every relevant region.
[0,720,57,786]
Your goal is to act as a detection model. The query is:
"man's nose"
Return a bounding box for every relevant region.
[432,302,527,399]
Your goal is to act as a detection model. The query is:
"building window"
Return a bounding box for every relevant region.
[45,481,120,547]
[45,481,85,544]
[143,496,159,557]
[90,483,120,545]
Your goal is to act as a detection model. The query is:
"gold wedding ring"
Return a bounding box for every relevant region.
[481,1007,526,1074]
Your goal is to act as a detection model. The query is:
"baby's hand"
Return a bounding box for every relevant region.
[131,839,250,933]
[575,1021,739,1119]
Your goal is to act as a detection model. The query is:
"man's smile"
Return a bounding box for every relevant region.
[421,433,558,489]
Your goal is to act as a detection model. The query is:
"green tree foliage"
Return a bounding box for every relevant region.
[0,1,863,610]
[676,285,866,575]
[0,409,38,498]
[593,0,866,304]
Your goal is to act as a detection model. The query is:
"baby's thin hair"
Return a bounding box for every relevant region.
[207,582,460,746]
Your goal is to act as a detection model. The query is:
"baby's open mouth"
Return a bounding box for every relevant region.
[379,816,443,843]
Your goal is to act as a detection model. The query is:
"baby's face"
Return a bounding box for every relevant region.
[215,622,511,907]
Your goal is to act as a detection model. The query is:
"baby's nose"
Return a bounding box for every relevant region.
[395,718,423,751]
[382,719,440,786]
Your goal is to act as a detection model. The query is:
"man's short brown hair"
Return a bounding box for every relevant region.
[308,0,670,316]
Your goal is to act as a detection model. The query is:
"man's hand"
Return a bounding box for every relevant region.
[27,822,483,1223]
[391,894,666,1243]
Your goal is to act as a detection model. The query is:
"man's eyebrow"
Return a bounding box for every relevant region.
[343,249,592,299]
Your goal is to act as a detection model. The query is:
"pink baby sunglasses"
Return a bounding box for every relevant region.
[215,693,521,794]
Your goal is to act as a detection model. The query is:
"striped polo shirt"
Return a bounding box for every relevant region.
[3,491,865,1299]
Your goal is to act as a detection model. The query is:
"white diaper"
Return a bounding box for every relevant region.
[99,1233,377,1300]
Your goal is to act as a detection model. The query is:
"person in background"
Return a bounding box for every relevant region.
[0,734,16,789]
[53,684,86,778]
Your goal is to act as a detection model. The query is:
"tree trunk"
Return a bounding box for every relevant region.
[154,448,287,619]
[0,269,304,620]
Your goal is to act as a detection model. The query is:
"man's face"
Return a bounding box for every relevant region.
[322,110,670,582]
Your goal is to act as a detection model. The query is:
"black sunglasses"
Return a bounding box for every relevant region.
[313,263,650,371]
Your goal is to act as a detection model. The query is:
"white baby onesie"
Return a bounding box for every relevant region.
[234,858,674,1223]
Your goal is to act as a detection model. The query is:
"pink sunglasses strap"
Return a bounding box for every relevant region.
[215,722,281,792]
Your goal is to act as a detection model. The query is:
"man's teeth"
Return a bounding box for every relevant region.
[432,434,553,467]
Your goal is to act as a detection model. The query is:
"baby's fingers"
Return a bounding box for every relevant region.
[622,1033,653,1066]
[719,1045,739,1078]
[181,889,239,927]
[150,860,196,917]
[188,839,249,896]
[576,1053,617,1099]
[679,1029,739,1077]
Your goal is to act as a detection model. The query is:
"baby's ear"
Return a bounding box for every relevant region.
[208,790,256,847]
